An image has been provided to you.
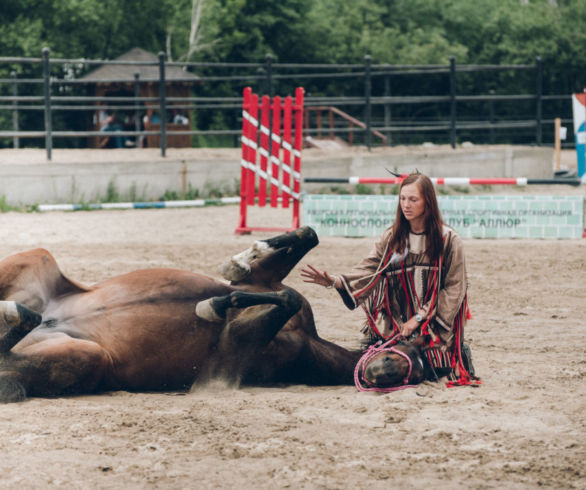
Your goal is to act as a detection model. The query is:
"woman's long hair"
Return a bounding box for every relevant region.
[388,173,444,261]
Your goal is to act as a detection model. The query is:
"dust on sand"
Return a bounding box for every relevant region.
[0,205,584,489]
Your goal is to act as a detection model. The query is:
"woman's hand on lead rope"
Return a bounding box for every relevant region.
[401,317,420,338]
[300,264,339,289]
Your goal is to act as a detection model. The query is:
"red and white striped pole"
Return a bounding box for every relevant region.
[245,95,258,206]
[281,96,293,208]
[291,87,304,229]
[258,95,271,207]
[237,88,252,231]
[270,96,282,208]
[304,176,585,186]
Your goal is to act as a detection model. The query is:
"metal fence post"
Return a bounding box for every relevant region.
[384,74,391,146]
[10,71,19,149]
[42,47,52,160]
[364,54,372,150]
[158,52,167,157]
[535,56,543,146]
[449,56,456,149]
[489,89,495,144]
[265,54,273,97]
[134,72,140,147]
[233,91,240,148]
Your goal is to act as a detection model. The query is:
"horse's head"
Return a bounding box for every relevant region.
[358,342,426,390]
[219,226,319,285]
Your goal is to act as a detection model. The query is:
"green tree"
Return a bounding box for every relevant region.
[0,0,171,60]
[2,0,586,148]
[194,0,315,62]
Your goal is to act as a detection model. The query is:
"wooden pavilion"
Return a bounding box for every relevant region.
[81,47,200,148]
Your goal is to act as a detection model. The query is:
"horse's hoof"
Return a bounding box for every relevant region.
[0,301,20,327]
[195,299,223,323]
[0,301,41,329]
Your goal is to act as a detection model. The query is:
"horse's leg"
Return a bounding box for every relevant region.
[196,289,302,331]
[0,333,113,403]
[0,301,43,352]
[0,248,87,313]
[221,289,302,345]
[196,289,302,383]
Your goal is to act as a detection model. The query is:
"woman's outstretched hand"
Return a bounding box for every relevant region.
[300,264,338,289]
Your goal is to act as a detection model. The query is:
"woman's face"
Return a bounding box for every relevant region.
[399,183,426,225]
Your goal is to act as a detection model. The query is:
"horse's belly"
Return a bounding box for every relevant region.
[106,323,218,391]
[26,302,220,391]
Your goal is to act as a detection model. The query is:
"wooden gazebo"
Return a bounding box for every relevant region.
[81,47,200,148]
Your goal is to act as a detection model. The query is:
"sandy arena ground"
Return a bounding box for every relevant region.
[0,205,584,489]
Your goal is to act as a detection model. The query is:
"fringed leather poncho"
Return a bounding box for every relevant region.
[338,226,473,383]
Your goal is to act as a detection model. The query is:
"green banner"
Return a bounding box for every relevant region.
[303,195,584,239]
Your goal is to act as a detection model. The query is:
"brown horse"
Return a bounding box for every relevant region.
[0,227,427,403]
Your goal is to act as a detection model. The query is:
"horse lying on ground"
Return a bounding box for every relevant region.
[0,227,431,403]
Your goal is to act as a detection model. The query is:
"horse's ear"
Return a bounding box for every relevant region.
[218,259,251,282]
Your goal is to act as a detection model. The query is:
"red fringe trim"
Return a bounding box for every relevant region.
[446,299,481,388]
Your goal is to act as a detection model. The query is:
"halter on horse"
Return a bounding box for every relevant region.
[354,334,427,393]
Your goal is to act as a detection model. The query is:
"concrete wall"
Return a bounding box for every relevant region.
[0,156,239,205]
[0,145,554,205]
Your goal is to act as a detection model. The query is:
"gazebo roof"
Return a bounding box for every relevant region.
[80,47,199,83]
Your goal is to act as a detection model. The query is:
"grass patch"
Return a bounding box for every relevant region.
[0,195,15,212]
[437,185,470,195]
[0,196,37,213]
[326,185,351,195]
[354,184,374,195]
[104,179,120,203]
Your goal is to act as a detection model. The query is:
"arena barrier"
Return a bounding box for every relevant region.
[38,197,241,212]
[303,174,586,239]
[304,176,586,186]
[236,86,304,234]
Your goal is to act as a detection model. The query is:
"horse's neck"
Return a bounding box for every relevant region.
[302,337,363,385]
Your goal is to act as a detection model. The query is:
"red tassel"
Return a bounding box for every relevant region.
[464,297,472,320]
[447,378,482,388]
